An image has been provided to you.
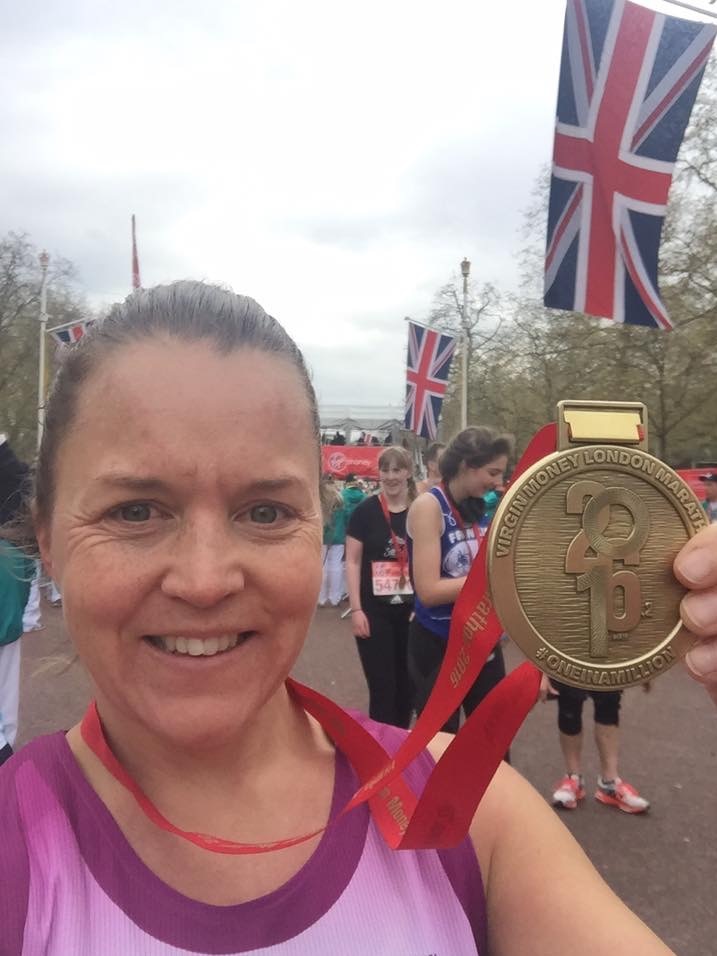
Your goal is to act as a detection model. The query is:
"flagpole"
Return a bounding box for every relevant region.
[131,213,142,290]
[460,258,471,430]
[37,251,50,451]
[659,0,717,22]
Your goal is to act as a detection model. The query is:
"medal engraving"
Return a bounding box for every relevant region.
[488,444,707,690]
[565,483,650,659]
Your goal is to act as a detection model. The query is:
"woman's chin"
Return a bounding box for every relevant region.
[108,691,279,756]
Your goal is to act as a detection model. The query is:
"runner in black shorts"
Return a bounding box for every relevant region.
[544,677,650,813]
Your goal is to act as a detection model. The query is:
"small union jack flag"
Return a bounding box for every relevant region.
[405,320,456,440]
[49,319,95,347]
[545,0,716,329]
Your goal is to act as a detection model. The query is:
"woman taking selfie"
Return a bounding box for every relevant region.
[1,281,715,955]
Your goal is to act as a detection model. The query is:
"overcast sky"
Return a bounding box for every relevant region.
[0,0,708,408]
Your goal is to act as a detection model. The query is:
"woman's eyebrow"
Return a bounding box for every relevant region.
[94,474,171,494]
[93,473,306,494]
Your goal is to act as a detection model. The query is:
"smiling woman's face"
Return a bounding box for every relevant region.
[38,337,323,750]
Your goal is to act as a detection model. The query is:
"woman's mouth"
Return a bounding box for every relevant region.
[144,633,254,657]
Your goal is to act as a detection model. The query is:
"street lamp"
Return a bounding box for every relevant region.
[460,258,471,430]
[37,251,50,451]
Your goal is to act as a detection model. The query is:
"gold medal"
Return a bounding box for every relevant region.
[488,401,707,690]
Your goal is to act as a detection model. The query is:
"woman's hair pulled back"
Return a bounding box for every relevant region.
[439,426,514,481]
[35,280,320,526]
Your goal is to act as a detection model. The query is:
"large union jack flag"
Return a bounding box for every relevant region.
[544,0,715,329]
[405,320,456,440]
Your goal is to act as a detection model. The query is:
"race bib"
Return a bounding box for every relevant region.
[371,561,414,596]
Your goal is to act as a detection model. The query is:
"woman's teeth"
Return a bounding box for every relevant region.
[149,634,243,656]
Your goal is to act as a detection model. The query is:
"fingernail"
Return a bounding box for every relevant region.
[686,642,717,677]
[677,550,711,585]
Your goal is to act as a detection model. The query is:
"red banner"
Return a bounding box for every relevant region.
[321,446,382,479]
[677,469,714,501]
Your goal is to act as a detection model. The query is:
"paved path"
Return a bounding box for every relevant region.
[18,600,716,955]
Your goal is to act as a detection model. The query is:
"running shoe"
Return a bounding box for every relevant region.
[595,777,650,814]
[552,773,586,809]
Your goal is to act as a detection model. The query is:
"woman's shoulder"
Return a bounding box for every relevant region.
[426,737,672,954]
[407,488,444,534]
[348,492,379,522]
[0,734,71,950]
[0,732,72,828]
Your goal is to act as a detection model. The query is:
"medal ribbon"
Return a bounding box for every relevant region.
[377,492,409,587]
[81,423,558,854]
[439,482,481,550]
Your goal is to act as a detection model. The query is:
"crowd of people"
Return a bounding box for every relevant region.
[0,280,715,955]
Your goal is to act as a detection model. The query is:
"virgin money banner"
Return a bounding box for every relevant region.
[322,447,382,479]
[677,469,713,501]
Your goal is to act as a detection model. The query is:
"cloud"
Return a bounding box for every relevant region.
[0,0,570,405]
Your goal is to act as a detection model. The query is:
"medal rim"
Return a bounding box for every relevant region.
[487,445,707,690]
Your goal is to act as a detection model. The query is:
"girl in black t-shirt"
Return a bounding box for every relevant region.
[345,447,415,728]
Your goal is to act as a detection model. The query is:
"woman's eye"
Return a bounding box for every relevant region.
[249,504,282,524]
[115,503,154,523]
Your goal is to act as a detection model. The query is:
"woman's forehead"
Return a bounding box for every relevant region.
[80,339,309,416]
[61,341,317,478]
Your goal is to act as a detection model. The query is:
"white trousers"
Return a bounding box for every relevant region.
[22,561,42,631]
[21,563,62,632]
[0,639,21,749]
[319,544,345,606]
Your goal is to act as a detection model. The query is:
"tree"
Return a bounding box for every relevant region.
[421,276,506,439]
[0,233,86,462]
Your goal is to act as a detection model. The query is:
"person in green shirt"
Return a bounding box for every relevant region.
[0,436,33,765]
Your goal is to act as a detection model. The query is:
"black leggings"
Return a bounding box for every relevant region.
[554,680,622,736]
[355,605,413,729]
[408,618,507,735]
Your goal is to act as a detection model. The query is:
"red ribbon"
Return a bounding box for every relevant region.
[377,492,410,585]
[81,424,558,853]
[439,481,481,544]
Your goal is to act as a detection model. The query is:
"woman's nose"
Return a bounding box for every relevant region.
[160,521,246,608]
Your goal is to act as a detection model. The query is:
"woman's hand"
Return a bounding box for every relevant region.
[351,609,370,639]
[675,524,717,707]
[538,673,558,703]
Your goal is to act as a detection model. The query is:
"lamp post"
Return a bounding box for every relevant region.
[37,250,50,451]
[460,257,471,430]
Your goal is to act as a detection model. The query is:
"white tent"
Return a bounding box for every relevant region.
[319,404,404,436]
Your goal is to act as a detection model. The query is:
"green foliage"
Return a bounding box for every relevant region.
[0,233,86,462]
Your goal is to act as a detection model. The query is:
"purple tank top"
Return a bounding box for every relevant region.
[0,716,486,954]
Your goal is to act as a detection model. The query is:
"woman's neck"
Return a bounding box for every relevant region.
[70,683,329,815]
[446,476,469,504]
[382,488,408,511]
[67,684,338,853]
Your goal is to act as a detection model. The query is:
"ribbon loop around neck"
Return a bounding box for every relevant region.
[81,424,557,853]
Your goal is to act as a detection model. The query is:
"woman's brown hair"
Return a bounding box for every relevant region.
[439,427,514,481]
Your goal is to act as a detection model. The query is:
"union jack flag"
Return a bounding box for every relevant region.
[405,320,456,440]
[544,0,715,329]
[49,319,95,347]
